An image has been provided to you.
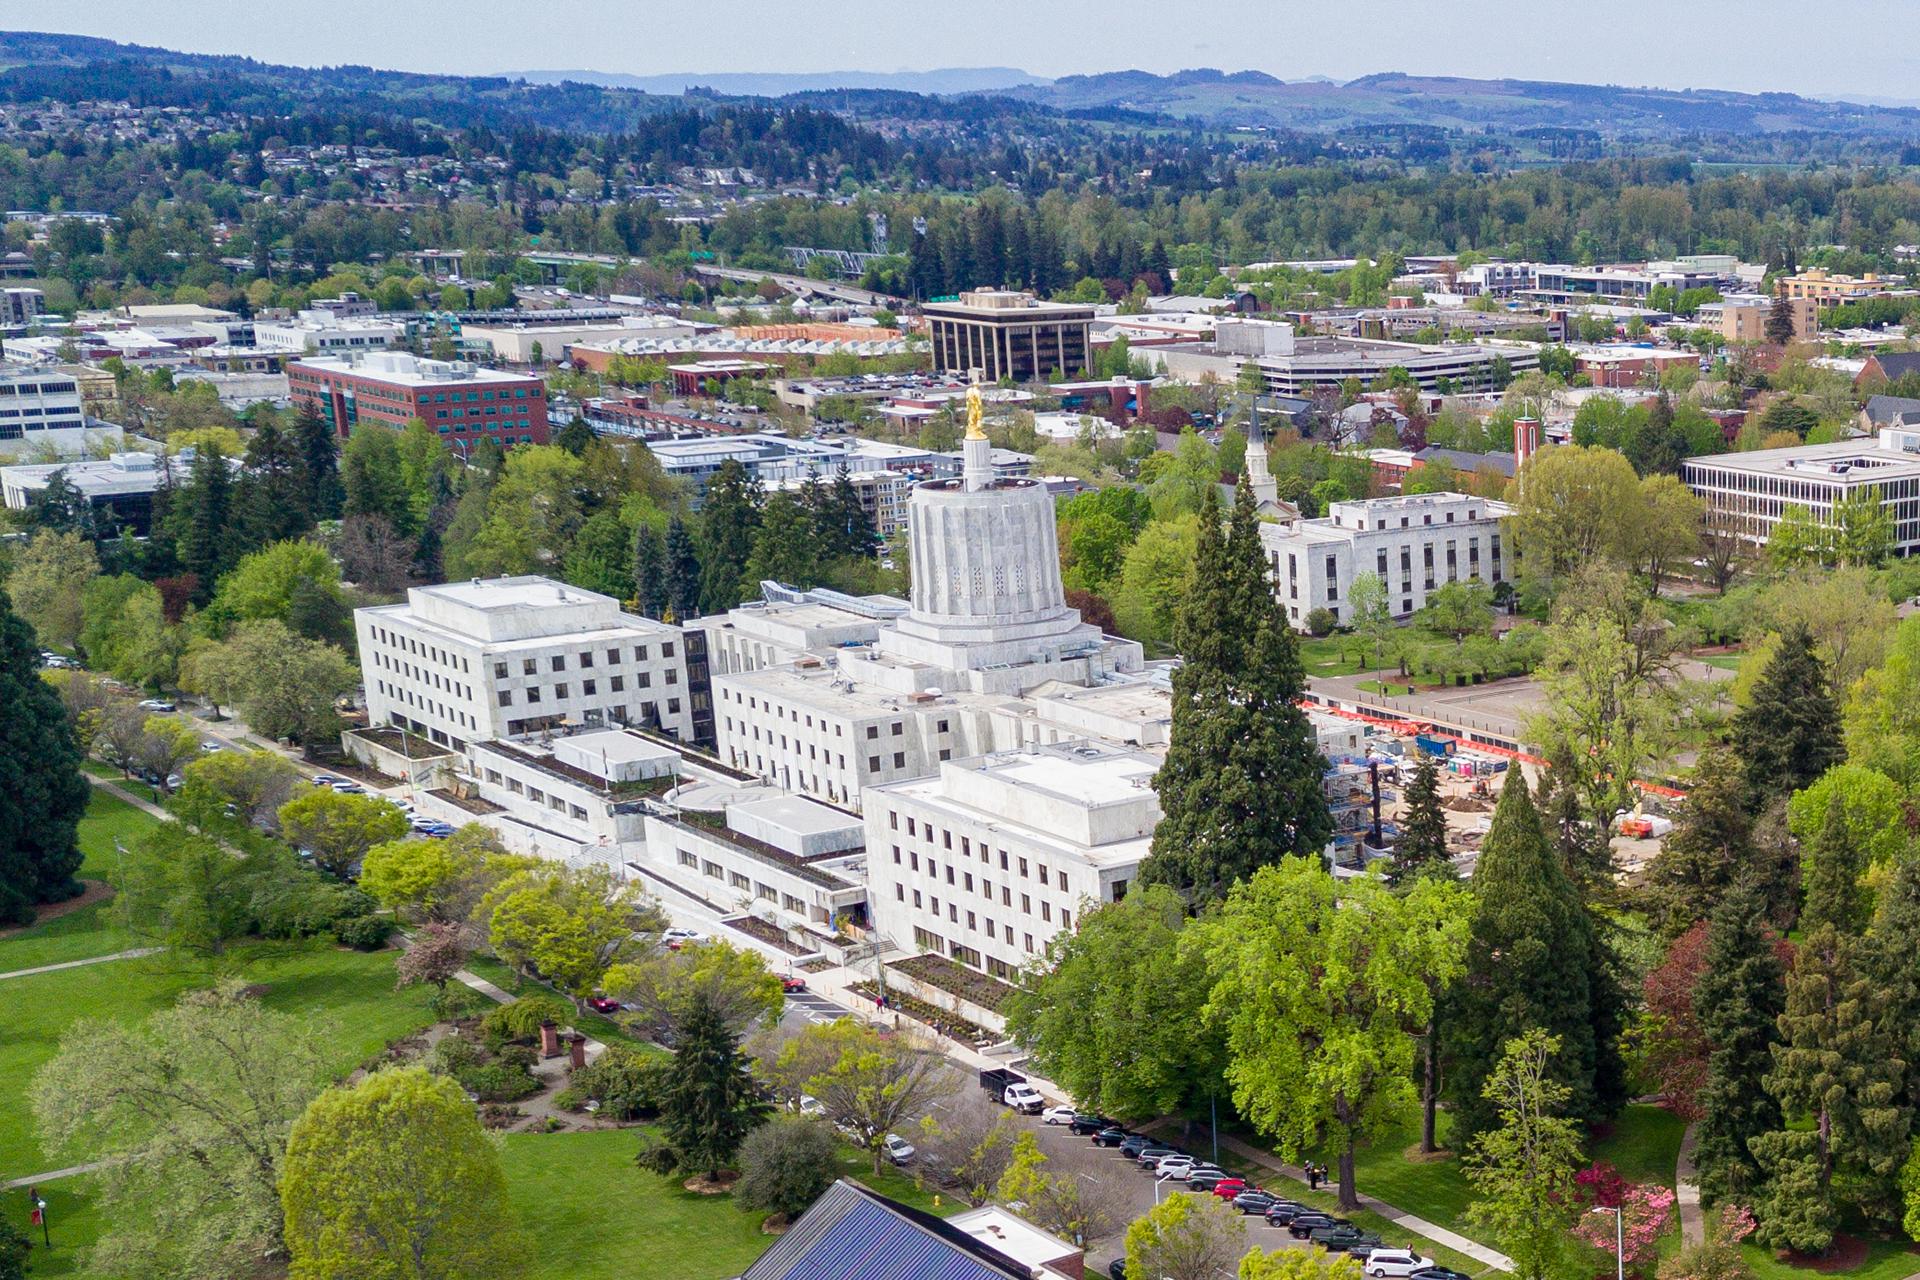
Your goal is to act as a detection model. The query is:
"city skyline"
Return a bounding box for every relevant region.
[9,0,1920,104]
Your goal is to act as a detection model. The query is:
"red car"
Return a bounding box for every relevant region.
[585,996,621,1014]
[1211,1178,1251,1200]
[781,975,808,993]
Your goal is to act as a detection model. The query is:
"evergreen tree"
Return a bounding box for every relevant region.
[1692,879,1786,1203]
[1861,859,1920,1114]
[742,493,819,592]
[234,419,313,549]
[632,522,667,618]
[1644,747,1752,938]
[1138,478,1331,902]
[696,460,762,615]
[553,417,594,456]
[291,405,343,521]
[0,588,90,925]
[177,445,237,602]
[1751,926,1910,1252]
[1730,623,1842,813]
[1801,790,1871,934]
[1443,770,1605,1144]
[1390,753,1452,885]
[1765,292,1799,346]
[662,517,702,622]
[656,991,769,1179]
[820,465,876,560]
[24,468,96,537]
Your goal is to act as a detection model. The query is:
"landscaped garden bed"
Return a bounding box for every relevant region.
[847,981,997,1047]
[889,952,1016,1014]
[723,914,811,956]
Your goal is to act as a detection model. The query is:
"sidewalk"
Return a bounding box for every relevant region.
[1211,1131,1515,1273]
[1675,1122,1703,1246]
[0,948,162,982]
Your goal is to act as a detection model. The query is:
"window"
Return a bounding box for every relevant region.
[610,675,624,692]
[662,642,675,658]
[890,722,903,736]
[579,652,593,668]
[633,645,649,662]
[554,684,568,700]
[551,656,566,672]
[866,725,879,739]
[526,687,541,703]
[493,662,508,679]
[582,680,596,696]
[1061,908,1072,929]
[523,659,537,675]
[892,752,905,768]
[497,690,512,706]
[607,649,620,665]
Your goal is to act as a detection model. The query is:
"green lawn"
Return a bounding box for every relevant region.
[8,1174,102,1278]
[464,954,669,1055]
[1591,1105,1687,1188]
[0,789,161,974]
[1694,653,1746,672]
[1742,1240,1920,1280]
[0,943,435,1177]
[500,1128,950,1280]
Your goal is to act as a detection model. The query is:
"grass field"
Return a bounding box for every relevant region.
[500,1128,950,1280]
[1742,1239,1920,1280]
[0,789,160,974]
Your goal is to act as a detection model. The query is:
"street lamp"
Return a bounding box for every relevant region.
[1590,1205,1624,1280]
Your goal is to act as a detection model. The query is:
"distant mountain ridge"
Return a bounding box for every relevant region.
[511,67,1045,96]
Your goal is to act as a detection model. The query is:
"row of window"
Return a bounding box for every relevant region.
[374,679,477,732]
[893,875,1070,931]
[372,650,472,701]
[885,813,1070,889]
[496,645,673,677]
[495,673,676,706]
[675,849,812,917]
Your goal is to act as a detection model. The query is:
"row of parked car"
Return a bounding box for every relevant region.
[310,774,457,838]
[1073,1123,1471,1280]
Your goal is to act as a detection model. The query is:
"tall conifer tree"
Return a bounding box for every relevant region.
[1691,879,1786,1203]
[1644,747,1752,938]
[0,588,90,924]
[1139,477,1330,902]
[1390,753,1452,885]
[1731,623,1842,812]
[662,517,702,622]
[632,522,667,618]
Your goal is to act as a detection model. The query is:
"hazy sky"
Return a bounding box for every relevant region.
[10,1,1918,102]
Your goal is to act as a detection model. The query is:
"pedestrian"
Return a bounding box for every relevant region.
[1307,1163,1320,1190]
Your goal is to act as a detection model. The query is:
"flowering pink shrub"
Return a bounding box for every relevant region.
[1574,1163,1676,1275]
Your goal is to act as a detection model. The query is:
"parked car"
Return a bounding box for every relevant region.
[1410,1268,1474,1280]
[1154,1156,1214,1180]
[1091,1127,1131,1148]
[793,1095,826,1118]
[1108,1260,1129,1280]
[1287,1213,1348,1239]
[1117,1134,1158,1157]
[311,774,344,788]
[1365,1250,1436,1277]
[1208,1178,1250,1200]
[200,740,224,753]
[417,821,455,838]
[1069,1114,1118,1136]
[882,1133,915,1165]
[1188,1170,1240,1193]
[584,996,621,1015]
[1310,1227,1382,1255]
[662,927,703,950]
[1134,1147,1181,1169]
[328,780,367,795]
[1041,1105,1078,1125]
[137,698,176,712]
[1235,1190,1284,1214]
[1263,1201,1310,1225]
[780,974,808,993]
[1002,1083,1044,1114]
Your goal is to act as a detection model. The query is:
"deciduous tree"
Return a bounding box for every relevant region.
[735,1116,839,1222]
[1123,1187,1248,1280]
[481,862,659,996]
[1463,1030,1586,1280]
[779,1020,949,1174]
[277,787,409,880]
[282,1066,531,1280]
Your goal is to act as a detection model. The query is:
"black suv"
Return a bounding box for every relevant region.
[1091,1126,1130,1147]
[1070,1114,1119,1136]
[1287,1213,1350,1239]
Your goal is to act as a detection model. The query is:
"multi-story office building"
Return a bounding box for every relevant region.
[1775,270,1909,307]
[1259,492,1515,630]
[1681,426,1920,554]
[256,313,405,355]
[1150,319,1541,396]
[0,450,184,534]
[0,363,94,459]
[865,741,1159,980]
[1715,294,1817,344]
[354,576,709,754]
[923,290,1094,383]
[0,287,44,327]
[288,352,548,447]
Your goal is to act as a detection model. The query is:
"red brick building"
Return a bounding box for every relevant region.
[287,352,548,447]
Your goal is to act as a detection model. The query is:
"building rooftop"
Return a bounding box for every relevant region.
[1684,430,1920,480]
[292,351,534,387]
[922,289,1095,320]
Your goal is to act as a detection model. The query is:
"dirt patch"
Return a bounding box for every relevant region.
[1400,1143,1454,1163]
[760,1213,792,1235]
[0,879,114,936]
[1774,1233,1875,1273]
[683,1172,739,1195]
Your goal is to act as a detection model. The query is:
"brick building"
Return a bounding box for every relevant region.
[287,352,548,447]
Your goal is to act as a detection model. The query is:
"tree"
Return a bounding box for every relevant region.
[1507,444,1641,587]
[1692,880,1786,1204]
[1642,923,1713,1120]
[0,1220,25,1280]
[994,1132,1128,1244]
[1636,474,1703,594]
[911,1089,1022,1207]
[179,620,357,743]
[1863,859,1920,1119]
[114,822,316,961]
[1123,1187,1248,1280]
[1199,860,1471,1209]
[779,1020,950,1174]
[735,1116,839,1221]
[138,714,204,793]
[1730,623,1841,812]
[0,588,89,923]
[742,491,819,592]
[336,513,414,594]
[179,747,301,829]
[292,405,343,521]
[651,990,769,1179]
[177,444,239,593]
[395,919,471,995]
[697,460,762,614]
[632,520,667,616]
[1765,293,1798,346]
[1140,479,1332,900]
[663,515,703,620]
[211,539,345,627]
[1750,926,1910,1253]
[235,419,317,548]
[282,1066,531,1280]
[1793,783,1881,934]
[1005,884,1219,1121]
[1239,1247,1365,1280]
[1391,752,1452,886]
[31,983,328,1277]
[1110,515,1198,651]
[1767,504,1831,571]
[1699,510,1749,595]
[482,863,659,996]
[1643,748,1752,938]
[360,824,524,923]
[278,788,409,879]
[601,938,784,1040]
[1834,486,1895,568]
[1349,569,1393,672]
[1845,615,1920,788]
[1462,1030,1586,1280]
[1445,771,1614,1143]
[1417,580,1494,646]
[5,529,98,649]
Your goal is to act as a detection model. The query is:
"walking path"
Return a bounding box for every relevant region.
[3,1161,113,1190]
[84,773,170,821]
[1676,1122,1704,1246]
[1211,1131,1515,1273]
[0,948,162,982]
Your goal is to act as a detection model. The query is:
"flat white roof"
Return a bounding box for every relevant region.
[416,577,605,612]
[294,352,533,387]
